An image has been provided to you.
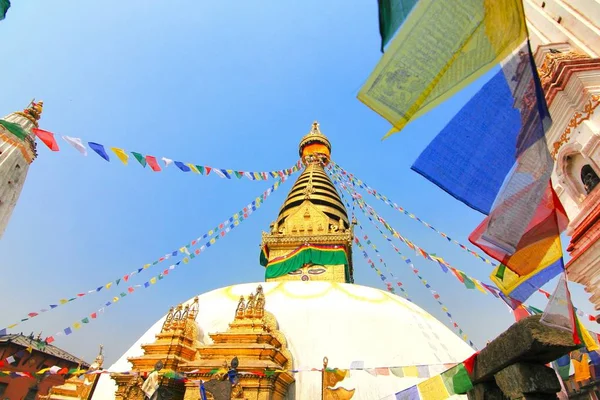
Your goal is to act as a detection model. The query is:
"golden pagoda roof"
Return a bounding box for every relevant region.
[274,158,349,229]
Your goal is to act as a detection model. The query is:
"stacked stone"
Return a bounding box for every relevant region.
[467,315,579,400]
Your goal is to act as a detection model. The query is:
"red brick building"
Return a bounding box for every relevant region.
[0,334,88,400]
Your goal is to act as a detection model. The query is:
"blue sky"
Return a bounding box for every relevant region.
[0,0,596,366]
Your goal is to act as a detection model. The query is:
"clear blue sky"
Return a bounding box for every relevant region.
[0,0,596,366]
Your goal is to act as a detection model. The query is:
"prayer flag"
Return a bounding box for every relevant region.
[414,40,557,281]
[0,0,9,20]
[162,157,173,167]
[441,363,473,394]
[62,136,87,156]
[111,147,129,165]
[378,0,418,52]
[32,128,59,151]
[214,169,226,178]
[197,165,205,174]
[188,164,200,174]
[0,119,27,140]
[88,142,110,161]
[487,186,566,304]
[395,385,419,400]
[175,161,190,172]
[360,0,527,136]
[146,155,161,172]
[418,375,449,400]
[205,166,212,175]
[131,152,146,167]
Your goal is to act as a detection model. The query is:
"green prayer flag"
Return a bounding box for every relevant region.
[377,0,417,52]
[234,171,243,179]
[0,119,28,140]
[0,0,10,21]
[441,364,473,395]
[265,370,276,377]
[495,264,506,279]
[82,317,90,324]
[196,165,204,174]
[460,272,476,289]
[131,152,147,167]
[116,278,121,286]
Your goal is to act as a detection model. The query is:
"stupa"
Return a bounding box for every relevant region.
[92,122,474,399]
[0,101,43,238]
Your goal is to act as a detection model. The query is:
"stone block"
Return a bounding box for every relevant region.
[494,363,561,398]
[471,315,579,383]
[467,382,506,400]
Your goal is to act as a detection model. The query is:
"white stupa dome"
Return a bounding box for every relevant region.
[93,281,473,399]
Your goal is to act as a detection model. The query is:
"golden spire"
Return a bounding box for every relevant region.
[14,100,44,127]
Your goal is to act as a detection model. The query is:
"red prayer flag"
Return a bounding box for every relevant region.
[463,352,479,375]
[90,313,97,319]
[123,275,129,282]
[45,337,55,344]
[32,128,59,151]
[128,287,135,293]
[58,367,68,375]
[146,155,161,172]
[513,305,530,322]
[205,166,212,175]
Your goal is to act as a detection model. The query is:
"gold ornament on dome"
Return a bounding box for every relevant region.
[14,100,44,127]
[537,50,589,88]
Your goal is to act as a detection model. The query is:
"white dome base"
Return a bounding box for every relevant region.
[92,281,473,399]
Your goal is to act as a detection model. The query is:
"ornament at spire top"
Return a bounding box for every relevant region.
[299,120,331,164]
[14,100,44,127]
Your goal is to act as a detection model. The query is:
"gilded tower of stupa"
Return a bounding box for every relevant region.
[260,121,354,283]
[0,101,43,238]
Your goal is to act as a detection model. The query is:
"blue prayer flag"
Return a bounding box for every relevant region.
[88,142,110,162]
[175,161,191,172]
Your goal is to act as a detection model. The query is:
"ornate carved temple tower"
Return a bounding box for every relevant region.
[0,101,43,238]
[260,122,354,283]
[524,2,600,320]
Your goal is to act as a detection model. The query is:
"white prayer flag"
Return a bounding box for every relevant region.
[62,136,88,156]
[162,157,173,167]
[214,169,226,178]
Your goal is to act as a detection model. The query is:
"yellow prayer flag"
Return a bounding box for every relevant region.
[357,0,527,137]
[150,277,157,284]
[143,264,151,269]
[473,280,488,294]
[26,346,32,353]
[59,299,68,305]
[402,366,419,377]
[38,368,51,374]
[208,230,214,236]
[113,297,119,302]
[417,375,450,400]
[7,324,17,329]
[183,257,189,264]
[209,238,216,244]
[188,164,200,174]
[111,147,129,165]
[105,282,113,289]
[73,322,82,330]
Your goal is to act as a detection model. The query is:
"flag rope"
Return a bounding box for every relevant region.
[329,167,476,349]
[0,174,295,339]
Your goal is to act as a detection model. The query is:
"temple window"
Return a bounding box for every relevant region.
[581,164,600,194]
[24,386,38,400]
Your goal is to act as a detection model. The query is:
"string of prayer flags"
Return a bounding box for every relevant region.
[391,359,474,400]
[0,362,455,381]
[0,0,10,21]
[331,162,498,267]
[330,169,476,348]
[42,178,289,344]
[36,128,303,179]
[3,173,296,337]
[334,178,411,300]
[359,0,527,137]
[31,128,59,151]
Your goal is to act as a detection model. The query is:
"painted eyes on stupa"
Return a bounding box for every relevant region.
[307,266,326,275]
